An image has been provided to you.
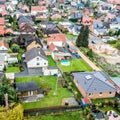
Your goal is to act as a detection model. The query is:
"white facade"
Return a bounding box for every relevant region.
[48,41,63,47]
[27,56,48,68]
[0,45,8,51]
[43,68,58,76]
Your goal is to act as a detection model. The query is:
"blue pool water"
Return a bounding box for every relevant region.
[61,60,70,66]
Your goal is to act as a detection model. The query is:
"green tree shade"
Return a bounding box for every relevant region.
[76,26,89,47]
[11,44,20,53]
[87,49,93,58]
[17,53,22,63]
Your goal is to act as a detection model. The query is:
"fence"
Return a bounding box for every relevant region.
[24,105,82,116]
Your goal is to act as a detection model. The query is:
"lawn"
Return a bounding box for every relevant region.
[16,76,73,109]
[47,55,57,67]
[66,34,77,39]
[6,66,20,73]
[25,111,83,120]
[58,59,92,72]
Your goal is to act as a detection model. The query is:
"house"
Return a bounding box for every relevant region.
[40,22,60,35]
[31,6,47,15]
[5,28,13,35]
[110,77,120,95]
[5,73,14,83]
[82,16,92,26]
[19,23,36,34]
[72,71,116,98]
[7,53,18,64]
[92,21,109,36]
[13,34,42,49]
[51,14,61,20]
[52,46,71,60]
[47,34,66,47]
[107,0,120,5]
[25,47,48,68]
[0,40,9,53]
[18,16,34,27]
[0,18,4,35]
[16,82,38,97]
[68,25,82,35]
[26,38,42,51]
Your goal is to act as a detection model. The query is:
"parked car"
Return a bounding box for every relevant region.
[113,112,118,118]
[74,52,81,58]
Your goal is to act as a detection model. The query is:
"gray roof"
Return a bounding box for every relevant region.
[72,71,116,93]
[16,82,38,92]
[111,77,120,87]
[25,48,48,62]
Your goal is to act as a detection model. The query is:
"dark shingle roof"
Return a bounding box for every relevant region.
[16,82,38,92]
[25,47,47,62]
[72,71,116,93]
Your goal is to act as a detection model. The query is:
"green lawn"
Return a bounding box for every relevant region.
[16,76,73,109]
[26,111,83,120]
[47,55,57,67]
[58,59,93,72]
[6,66,20,73]
[66,34,77,39]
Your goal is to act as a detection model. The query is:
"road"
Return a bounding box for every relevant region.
[68,41,101,71]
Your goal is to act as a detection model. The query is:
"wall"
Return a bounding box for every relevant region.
[27,56,48,68]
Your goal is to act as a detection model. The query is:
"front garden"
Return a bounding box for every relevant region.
[16,76,73,109]
[58,59,93,72]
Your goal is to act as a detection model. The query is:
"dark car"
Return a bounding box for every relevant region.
[75,52,81,58]
[113,112,118,118]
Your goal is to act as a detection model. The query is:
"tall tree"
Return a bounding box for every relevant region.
[76,26,89,47]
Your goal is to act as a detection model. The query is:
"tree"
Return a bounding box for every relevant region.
[87,49,93,58]
[11,44,20,53]
[0,104,23,120]
[76,26,89,47]
[0,76,17,105]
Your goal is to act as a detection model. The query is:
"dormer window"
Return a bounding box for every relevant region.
[37,57,39,61]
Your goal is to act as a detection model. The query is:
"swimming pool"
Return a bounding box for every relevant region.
[61,60,70,66]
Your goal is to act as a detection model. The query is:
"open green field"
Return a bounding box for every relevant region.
[47,55,57,67]
[58,59,92,72]
[16,76,73,109]
[6,66,20,73]
[25,111,83,120]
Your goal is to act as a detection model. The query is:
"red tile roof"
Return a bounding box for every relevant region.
[31,6,46,12]
[49,43,56,50]
[0,18,4,25]
[0,40,9,49]
[47,34,66,43]
[5,28,13,34]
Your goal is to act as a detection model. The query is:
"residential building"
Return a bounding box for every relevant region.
[72,71,116,98]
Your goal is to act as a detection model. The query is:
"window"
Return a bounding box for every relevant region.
[99,92,102,96]
[109,92,112,96]
[37,63,40,65]
[89,93,94,96]
[44,63,46,65]
[37,57,39,61]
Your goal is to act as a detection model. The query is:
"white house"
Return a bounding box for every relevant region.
[0,40,9,53]
[25,48,48,68]
[47,34,66,47]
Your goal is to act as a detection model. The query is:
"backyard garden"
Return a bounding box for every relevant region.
[16,76,73,109]
[58,59,93,72]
